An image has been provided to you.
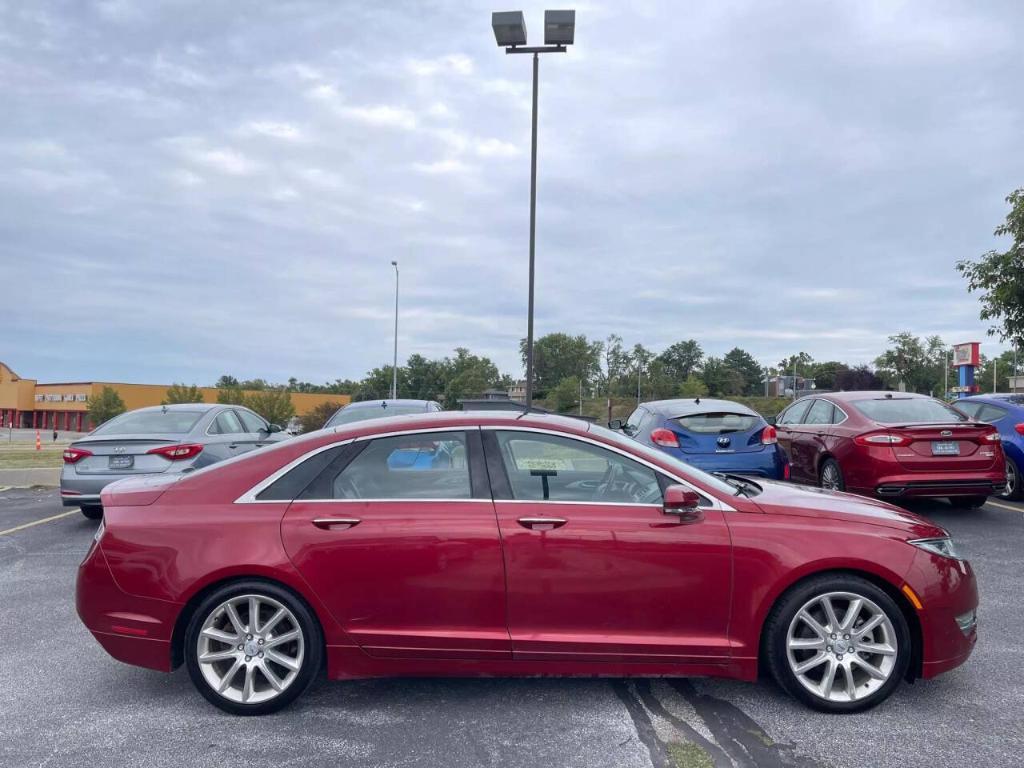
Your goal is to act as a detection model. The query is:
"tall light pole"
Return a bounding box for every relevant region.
[492,10,575,410]
[390,260,399,400]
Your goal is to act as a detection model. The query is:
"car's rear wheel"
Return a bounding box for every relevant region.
[948,496,987,509]
[184,580,323,715]
[1001,458,1021,500]
[819,459,845,492]
[79,505,102,520]
[765,574,910,713]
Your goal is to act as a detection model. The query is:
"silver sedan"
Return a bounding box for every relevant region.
[60,403,289,519]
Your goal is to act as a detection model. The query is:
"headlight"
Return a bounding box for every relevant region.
[908,537,963,560]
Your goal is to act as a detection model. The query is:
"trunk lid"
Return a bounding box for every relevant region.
[100,473,183,507]
[886,422,1000,472]
[669,412,768,455]
[69,434,182,475]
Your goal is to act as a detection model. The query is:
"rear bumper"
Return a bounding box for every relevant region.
[871,474,1005,499]
[76,538,178,673]
[664,446,787,480]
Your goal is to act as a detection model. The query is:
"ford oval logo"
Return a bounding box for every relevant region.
[717,436,731,448]
[940,430,952,437]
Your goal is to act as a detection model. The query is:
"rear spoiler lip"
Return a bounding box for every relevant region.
[100,473,184,508]
[882,422,985,429]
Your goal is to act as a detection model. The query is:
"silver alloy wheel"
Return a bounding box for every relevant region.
[1004,461,1017,499]
[786,591,898,703]
[196,594,305,704]
[821,463,841,491]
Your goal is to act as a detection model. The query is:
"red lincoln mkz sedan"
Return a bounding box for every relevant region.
[775,391,1005,506]
[77,411,978,715]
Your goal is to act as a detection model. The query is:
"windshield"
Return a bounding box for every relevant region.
[325,404,428,427]
[675,412,760,434]
[589,423,741,497]
[91,410,203,435]
[852,398,967,424]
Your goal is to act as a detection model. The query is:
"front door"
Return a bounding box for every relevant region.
[483,428,733,662]
[281,429,511,659]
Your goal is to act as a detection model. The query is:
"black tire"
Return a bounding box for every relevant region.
[764,573,911,713]
[1001,458,1022,501]
[819,458,845,492]
[184,580,323,716]
[948,496,987,509]
[80,505,103,520]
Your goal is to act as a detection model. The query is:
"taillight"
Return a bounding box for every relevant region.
[783,462,791,480]
[62,447,92,464]
[650,428,679,448]
[761,425,778,445]
[854,432,912,447]
[1016,423,1024,436]
[147,444,204,461]
[981,431,1001,443]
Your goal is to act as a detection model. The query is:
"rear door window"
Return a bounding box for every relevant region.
[976,404,1009,423]
[803,400,835,426]
[209,410,245,435]
[852,398,967,424]
[237,409,268,433]
[675,412,759,434]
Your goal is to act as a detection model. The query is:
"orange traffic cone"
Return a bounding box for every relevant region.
[36,429,41,451]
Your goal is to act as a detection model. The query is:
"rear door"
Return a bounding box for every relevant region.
[792,399,836,480]
[280,429,511,659]
[204,409,248,462]
[236,408,274,451]
[775,399,812,481]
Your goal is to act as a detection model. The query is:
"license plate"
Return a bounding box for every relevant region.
[931,441,960,456]
[108,455,134,469]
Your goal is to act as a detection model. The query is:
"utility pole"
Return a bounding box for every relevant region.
[390,260,399,399]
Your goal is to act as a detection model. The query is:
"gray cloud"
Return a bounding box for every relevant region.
[0,0,1021,386]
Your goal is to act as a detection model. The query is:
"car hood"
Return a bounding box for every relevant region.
[751,480,946,536]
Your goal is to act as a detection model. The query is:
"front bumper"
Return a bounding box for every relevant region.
[903,549,979,679]
[76,536,179,672]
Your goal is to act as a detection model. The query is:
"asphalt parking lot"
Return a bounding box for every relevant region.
[1,488,1022,768]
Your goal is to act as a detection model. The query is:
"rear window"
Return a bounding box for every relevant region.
[92,410,204,435]
[325,404,427,427]
[851,398,966,424]
[675,412,760,434]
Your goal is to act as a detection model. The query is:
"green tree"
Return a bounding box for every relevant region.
[644,359,679,399]
[355,366,406,401]
[601,334,630,396]
[87,386,126,427]
[875,332,929,392]
[521,333,602,397]
[777,352,815,378]
[977,349,1019,394]
[299,400,344,433]
[956,188,1024,350]
[217,385,248,406]
[405,354,447,401]
[246,387,295,426]
[702,356,744,396]
[657,339,703,382]
[835,365,883,391]
[722,347,763,395]
[678,373,709,398]
[215,375,239,388]
[443,347,501,405]
[813,361,848,390]
[162,383,204,404]
[548,376,582,412]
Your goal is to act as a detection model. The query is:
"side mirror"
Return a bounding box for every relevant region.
[268,423,283,433]
[608,419,625,431]
[663,484,703,523]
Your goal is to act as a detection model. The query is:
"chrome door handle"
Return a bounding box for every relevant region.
[312,517,361,530]
[517,517,567,531]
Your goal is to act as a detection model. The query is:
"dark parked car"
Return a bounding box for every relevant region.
[774,392,1005,506]
[955,394,1024,500]
[323,398,442,428]
[61,403,289,519]
[78,411,976,715]
[613,398,788,479]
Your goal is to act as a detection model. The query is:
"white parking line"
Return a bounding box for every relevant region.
[0,509,80,536]
[985,499,1024,514]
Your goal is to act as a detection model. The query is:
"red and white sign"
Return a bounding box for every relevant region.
[952,342,980,367]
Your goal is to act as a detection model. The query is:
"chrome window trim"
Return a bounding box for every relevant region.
[482,425,733,512]
[234,439,355,503]
[206,407,245,438]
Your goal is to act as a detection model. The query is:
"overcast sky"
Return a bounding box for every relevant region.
[1,0,1021,386]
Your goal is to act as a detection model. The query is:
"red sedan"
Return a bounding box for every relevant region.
[775,392,1005,507]
[77,411,977,715]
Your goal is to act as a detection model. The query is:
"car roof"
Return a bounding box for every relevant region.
[960,394,1024,406]
[325,409,591,438]
[340,399,437,411]
[642,398,760,418]
[821,391,929,402]
[129,403,221,413]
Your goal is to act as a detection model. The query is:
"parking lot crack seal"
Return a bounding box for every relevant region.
[611,680,674,768]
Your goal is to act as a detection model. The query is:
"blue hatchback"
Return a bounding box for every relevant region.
[954,394,1024,500]
[613,398,789,480]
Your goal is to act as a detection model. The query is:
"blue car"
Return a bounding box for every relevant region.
[613,398,789,480]
[954,394,1024,500]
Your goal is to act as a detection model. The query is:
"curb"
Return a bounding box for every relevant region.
[0,468,61,488]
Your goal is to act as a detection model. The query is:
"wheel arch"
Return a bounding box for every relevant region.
[756,567,923,682]
[169,572,328,671]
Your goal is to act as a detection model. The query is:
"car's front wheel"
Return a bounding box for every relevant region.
[79,505,102,520]
[765,575,911,713]
[1001,458,1021,501]
[184,580,323,715]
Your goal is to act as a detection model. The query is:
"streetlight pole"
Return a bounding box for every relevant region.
[390,260,399,400]
[492,11,574,411]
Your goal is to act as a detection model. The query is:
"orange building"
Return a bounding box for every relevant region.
[0,361,350,432]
